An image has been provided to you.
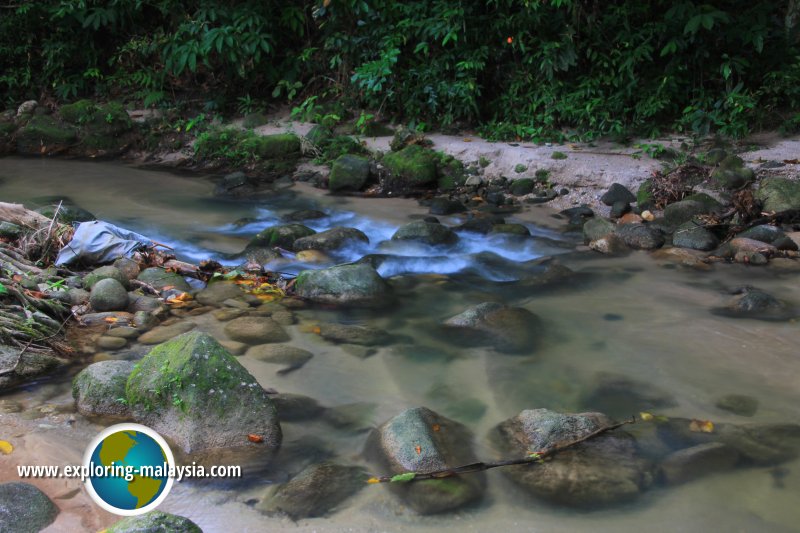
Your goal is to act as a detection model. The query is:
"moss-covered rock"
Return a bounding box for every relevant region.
[757,177,800,213]
[89,278,129,312]
[364,407,486,514]
[243,133,301,159]
[246,223,316,251]
[382,145,438,192]
[436,153,466,191]
[636,179,654,209]
[293,226,369,251]
[390,126,426,151]
[35,201,95,225]
[16,114,76,155]
[583,217,616,242]
[126,331,282,454]
[59,99,96,124]
[0,482,58,533]
[294,263,390,307]
[391,220,459,245]
[72,360,134,419]
[107,511,202,533]
[490,223,531,237]
[137,267,192,292]
[329,154,371,192]
[663,197,721,227]
[711,155,755,190]
[84,265,129,290]
[510,178,536,196]
[672,221,719,251]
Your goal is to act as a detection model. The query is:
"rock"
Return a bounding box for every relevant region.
[294,263,391,307]
[382,145,438,192]
[35,200,95,225]
[127,293,165,315]
[660,443,740,485]
[756,177,800,213]
[615,223,665,250]
[246,224,316,252]
[112,257,140,281]
[271,393,325,421]
[212,308,246,321]
[729,237,777,255]
[737,224,785,244]
[716,394,759,417]
[581,373,676,419]
[318,323,390,346]
[246,344,313,373]
[90,278,129,312]
[392,220,459,245]
[195,281,243,306]
[224,317,289,345]
[223,298,250,310]
[107,511,202,533]
[734,251,768,265]
[17,100,37,115]
[443,302,540,354]
[293,227,369,252]
[0,482,58,533]
[72,360,134,419]
[672,222,719,251]
[137,321,195,344]
[257,462,367,519]
[711,155,755,189]
[295,249,332,263]
[510,178,536,196]
[105,326,140,339]
[773,236,799,251]
[389,126,426,151]
[269,310,295,325]
[493,409,652,507]
[84,265,128,290]
[490,223,530,237]
[133,311,158,332]
[0,221,22,239]
[126,332,282,454]
[329,154,371,192]
[218,340,247,355]
[66,287,89,305]
[428,197,467,215]
[601,183,636,206]
[583,217,615,242]
[664,197,721,227]
[96,336,127,350]
[705,148,728,165]
[650,247,710,270]
[636,179,654,209]
[712,287,794,321]
[214,171,249,195]
[364,407,485,514]
[283,209,327,222]
[609,201,631,218]
[137,267,192,292]
[589,235,629,255]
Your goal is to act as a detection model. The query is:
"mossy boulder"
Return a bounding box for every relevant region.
[72,360,135,419]
[490,223,531,237]
[126,331,282,454]
[35,201,95,225]
[293,226,369,252]
[84,265,129,289]
[59,99,96,124]
[663,197,721,227]
[382,145,438,192]
[636,179,654,209]
[245,133,301,159]
[390,127,426,151]
[0,482,58,533]
[137,267,192,292]
[436,153,466,191]
[492,409,653,508]
[364,407,485,514]
[107,511,202,533]
[391,220,459,245]
[247,224,316,251]
[757,177,800,213]
[59,100,133,153]
[16,114,76,155]
[614,223,665,250]
[329,154,371,192]
[711,156,755,190]
[510,178,536,196]
[672,222,719,251]
[89,278,129,312]
[294,263,390,307]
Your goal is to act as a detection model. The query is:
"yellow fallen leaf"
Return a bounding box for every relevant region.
[639,412,654,421]
[312,326,321,335]
[462,138,472,142]
[0,440,13,455]
[689,419,714,433]
[366,477,381,484]
[104,317,118,323]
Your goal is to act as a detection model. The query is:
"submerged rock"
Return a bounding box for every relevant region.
[224,317,289,345]
[246,344,313,374]
[715,394,759,417]
[0,344,67,392]
[126,332,282,454]
[443,302,540,354]
[72,360,135,419]
[0,482,59,533]
[258,462,368,519]
[137,321,195,344]
[294,263,391,307]
[492,409,653,507]
[364,407,485,514]
[712,287,794,321]
[581,372,676,418]
[317,323,390,346]
[392,220,459,246]
[107,511,202,533]
[195,281,244,306]
[293,227,369,252]
[659,442,740,485]
[247,224,316,252]
[271,393,325,422]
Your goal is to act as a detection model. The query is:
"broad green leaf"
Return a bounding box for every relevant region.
[390,472,416,483]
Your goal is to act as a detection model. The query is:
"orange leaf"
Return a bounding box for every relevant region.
[367,477,381,484]
[248,434,264,443]
[689,419,714,433]
[432,424,441,432]
[311,326,321,335]
[161,285,175,291]
[104,317,118,323]
[415,445,422,455]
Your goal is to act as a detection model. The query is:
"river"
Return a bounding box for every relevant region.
[0,157,798,532]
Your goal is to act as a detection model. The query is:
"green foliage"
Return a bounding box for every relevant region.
[195,127,301,166]
[551,151,567,160]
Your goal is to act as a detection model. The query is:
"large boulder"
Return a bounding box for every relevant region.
[246,224,316,252]
[492,409,653,507]
[382,145,438,192]
[257,462,367,519]
[195,281,244,306]
[614,223,665,250]
[329,154,371,192]
[293,227,369,252]
[126,332,282,454]
[107,511,202,533]
[583,217,616,243]
[72,360,135,419]
[663,196,722,227]
[392,221,458,246]
[137,267,192,292]
[600,183,636,206]
[672,222,719,251]
[16,115,76,155]
[89,278,129,311]
[223,317,290,345]
[294,263,390,307]
[443,302,540,354]
[364,407,485,514]
[0,344,66,392]
[0,482,58,533]
[710,155,755,190]
[757,177,800,213]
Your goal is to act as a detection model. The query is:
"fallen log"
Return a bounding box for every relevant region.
[0,202,52,229]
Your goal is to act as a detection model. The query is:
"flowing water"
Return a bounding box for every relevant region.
[0,157,799,532]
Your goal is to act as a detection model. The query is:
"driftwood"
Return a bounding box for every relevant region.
[0,202,51,229]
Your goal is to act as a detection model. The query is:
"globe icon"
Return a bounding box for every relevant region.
[84,423,175,515]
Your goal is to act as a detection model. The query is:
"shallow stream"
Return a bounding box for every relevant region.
[0,157,799,532]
